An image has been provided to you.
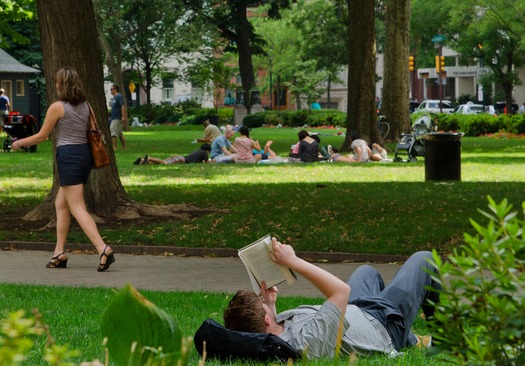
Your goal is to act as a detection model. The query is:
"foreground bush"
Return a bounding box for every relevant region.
[430,197,525,365]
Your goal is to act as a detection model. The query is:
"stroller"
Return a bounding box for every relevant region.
[393,113,438,162]
[2,112,39,152]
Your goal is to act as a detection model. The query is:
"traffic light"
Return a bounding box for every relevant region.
[409,56,414,71]
[435,55,445,73]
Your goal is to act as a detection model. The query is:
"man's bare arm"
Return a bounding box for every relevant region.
[269,238,350,313]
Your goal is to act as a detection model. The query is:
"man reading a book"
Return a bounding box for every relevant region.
[224,238,440,358]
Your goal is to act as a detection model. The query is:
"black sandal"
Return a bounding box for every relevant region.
[98,246,115,272]
[46,252,68,268]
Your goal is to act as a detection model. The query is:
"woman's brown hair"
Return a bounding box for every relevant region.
[55,67,86,105]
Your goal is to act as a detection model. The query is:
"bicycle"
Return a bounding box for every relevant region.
[377,115,390,140]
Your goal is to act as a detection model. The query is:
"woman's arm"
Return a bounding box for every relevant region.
[12,101,64,151]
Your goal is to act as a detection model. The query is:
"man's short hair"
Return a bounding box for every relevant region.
[200,143,211,151]
[203,119,210,126]
[224,290,266,333]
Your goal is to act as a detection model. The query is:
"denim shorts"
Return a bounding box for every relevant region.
[56,144,92,186]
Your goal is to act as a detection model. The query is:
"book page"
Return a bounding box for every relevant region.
[238,235,296,293]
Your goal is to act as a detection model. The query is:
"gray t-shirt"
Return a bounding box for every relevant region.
[55,102,89,147]
[350,139,369,161]
[277,301,396,359]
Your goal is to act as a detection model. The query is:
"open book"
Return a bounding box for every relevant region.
[238,234,297,293]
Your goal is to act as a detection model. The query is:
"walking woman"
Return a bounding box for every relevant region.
[12,67,115,272]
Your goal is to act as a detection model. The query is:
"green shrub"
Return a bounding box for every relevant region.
[243,111,267,128]
[243,109,346,128]
[460,115,501,136]
[218,107,234,125]
[304,110,346,127]
[501,114,525,135]
[429,197,525,365]
[0,309,80,366]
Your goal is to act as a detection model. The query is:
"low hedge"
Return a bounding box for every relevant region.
[129,102,233,126]
[243,109,346,128]
[130,102,525,136]
[412,112,525,136]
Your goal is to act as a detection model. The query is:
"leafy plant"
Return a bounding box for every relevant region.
[0,309,80,366]
[429,196,525,365]
[101,283,188,366]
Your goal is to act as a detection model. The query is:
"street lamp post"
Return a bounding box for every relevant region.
[432,34,446,113]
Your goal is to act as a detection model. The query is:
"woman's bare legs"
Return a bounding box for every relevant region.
[49,187,71,265]
[60,184,113,266]
[145,156,165,164]
[333,155,358,163]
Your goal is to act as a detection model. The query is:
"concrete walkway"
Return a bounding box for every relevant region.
[0,249,403,297]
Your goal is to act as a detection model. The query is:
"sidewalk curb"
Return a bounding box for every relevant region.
[1,241,409,264]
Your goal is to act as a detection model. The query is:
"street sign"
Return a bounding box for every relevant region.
[477,67,490,78]
[129,82,136,93]
[432,34,446,43]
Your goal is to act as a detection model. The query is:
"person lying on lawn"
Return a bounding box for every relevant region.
[224,238,440,359]
[133,144,211,165]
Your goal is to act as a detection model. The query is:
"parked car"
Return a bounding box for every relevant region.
[409,100,420,113]
[416,99,454,113]
[452,102,484,115]
[494,102,519,115]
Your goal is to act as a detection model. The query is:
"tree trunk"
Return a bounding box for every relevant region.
[342,0,377,151]
[234,3,256,114]
[30,0,207,225]
[381,0,411,140]
[327,74,332,107]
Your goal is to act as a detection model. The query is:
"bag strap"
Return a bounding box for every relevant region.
[86,102,98,131]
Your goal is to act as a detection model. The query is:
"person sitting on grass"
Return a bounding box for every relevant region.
[195,119,221,143]
[224,237,439,359]
[134,144,211,165]
[232,126,263,164]
[289,130,319,163]
[210,125,237,163]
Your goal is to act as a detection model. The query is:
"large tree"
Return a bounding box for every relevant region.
[342,0,377,150]
[28,0,201,225]
[288,0,348,107]
[184,0,292,113]
[0,0,35,49]
[381,0,411,139]
[93,0,162,114]
[122,5,196,105]
[445,0,525,112]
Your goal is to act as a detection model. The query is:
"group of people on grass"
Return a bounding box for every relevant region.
[133,120,390,166]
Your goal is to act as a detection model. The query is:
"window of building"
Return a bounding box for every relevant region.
[16,80,25,96]
[162,78,174,101]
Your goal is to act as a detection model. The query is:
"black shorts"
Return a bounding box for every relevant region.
[56,144,92,186]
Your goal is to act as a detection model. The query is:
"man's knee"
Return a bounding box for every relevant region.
[347,264,380,282]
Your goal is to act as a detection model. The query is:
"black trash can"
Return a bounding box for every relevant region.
[424,132,463,181]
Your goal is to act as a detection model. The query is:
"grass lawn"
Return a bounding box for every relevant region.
[0,283,452,366]
[0,125,524,255]
[1,126,520,365]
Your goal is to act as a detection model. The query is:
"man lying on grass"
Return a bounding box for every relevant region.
[224,238,440,358]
